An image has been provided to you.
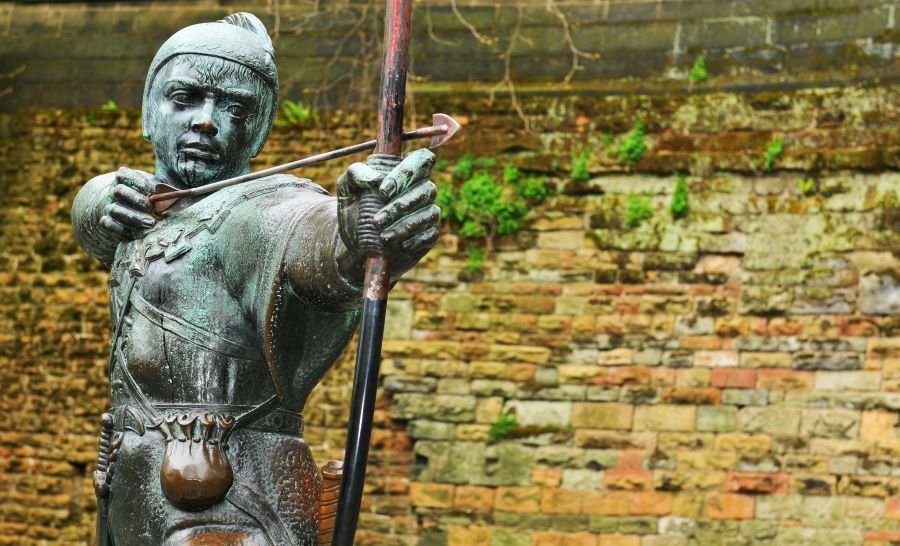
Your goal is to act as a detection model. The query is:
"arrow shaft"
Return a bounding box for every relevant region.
[149,122,449,205]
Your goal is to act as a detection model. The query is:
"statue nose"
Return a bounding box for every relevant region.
[191,102,218,136]
[191,117,218,136]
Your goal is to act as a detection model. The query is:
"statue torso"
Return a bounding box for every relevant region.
[106,176,352,412]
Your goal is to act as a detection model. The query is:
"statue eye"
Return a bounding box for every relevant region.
[226,103,249,120]
[170,91,199,107]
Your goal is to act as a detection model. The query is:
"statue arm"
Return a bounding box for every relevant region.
[283,193,364,313]
[71,173,119,268]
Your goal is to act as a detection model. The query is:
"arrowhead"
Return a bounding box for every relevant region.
[430,113,461,148]
[150,182,182,214]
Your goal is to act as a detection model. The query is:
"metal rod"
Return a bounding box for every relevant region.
[148,120,452,212]
[333,0,412,544]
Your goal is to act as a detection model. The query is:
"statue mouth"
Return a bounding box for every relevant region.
[179,142,220,162]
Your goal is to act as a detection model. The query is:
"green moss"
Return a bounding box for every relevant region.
[798,177,816,195]
[466,246,485,272]
[453,153,475,180]
[488,414,518,443]
[763,138,784,171]
[689,55,709,84]
[618,120,649,167]
[516,175,552,201]
[626,193,653,228]
[670,174,689,219]
[571,150,590,182]
[101,100,118,112]
[503,164,521,184]
[277,100,315,131]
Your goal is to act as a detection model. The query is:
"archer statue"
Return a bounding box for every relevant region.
[71,12,440,546]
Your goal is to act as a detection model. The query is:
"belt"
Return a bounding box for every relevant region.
[113,403,304,437]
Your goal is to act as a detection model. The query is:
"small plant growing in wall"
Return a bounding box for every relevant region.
[798,177,816,196]
[570,150,590,182]
[669,174,689,220]
[689,55,709,84]
[436,155,552,270]
[101,100,118,112]
[618,120,649,168]
[488,413,518,444]
[626,193,654,227]
[277,99,315,132]
[763,138,784,171]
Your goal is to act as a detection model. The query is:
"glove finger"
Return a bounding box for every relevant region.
[380,204,440,245]
[114,167,155,195]
[380,149,435,200]
[337,162,382,197]
[108,203,156,230]
[100,215,133,241]
[399,227,440,252]
[373,179,437,228]
[113,184,154,214]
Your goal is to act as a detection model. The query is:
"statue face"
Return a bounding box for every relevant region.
[147,55,272,188]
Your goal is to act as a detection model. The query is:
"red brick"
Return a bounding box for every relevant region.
[711,368,757,388]
[886,498,900,520]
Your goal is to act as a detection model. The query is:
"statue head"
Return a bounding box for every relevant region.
[142,13,278,188]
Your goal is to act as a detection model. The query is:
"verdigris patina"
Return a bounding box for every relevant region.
[71,12,440,546]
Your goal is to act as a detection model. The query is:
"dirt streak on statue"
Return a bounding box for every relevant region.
[72,13,440,546]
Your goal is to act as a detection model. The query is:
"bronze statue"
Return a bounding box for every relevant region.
[72,12,440,545]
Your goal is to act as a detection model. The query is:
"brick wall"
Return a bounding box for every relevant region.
[1,1,900,545]
[1,0,898,111]
[2,81,899,544]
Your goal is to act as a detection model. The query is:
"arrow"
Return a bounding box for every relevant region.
[148,113,459,214]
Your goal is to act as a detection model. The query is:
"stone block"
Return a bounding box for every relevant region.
[694,351,738,368]
[477,444,535,487]
[722,389,769,406]
[562,469,605,490]
[738,407,801,435]
[448,525,492,546]
[409,420,456,441]
[453,485,495,514]
[800,409,860,439]
[705,493,754,520]
[740,352,791,368]
[725,472,789,494]
[505,401,573,427]
[710,368,756,388]
[494,486,541,513]
[471,379,517,397]
[697,406,738,433]
[860,410,897,439]
[815,371,881,391]
[392,394,477,422]
[572,403,634,430]
[410,482,455,508]
[756,369,814,391]
[385,299,413,339]
[859,271,900,315]
[634,405,696,432]
[793,352,862,371]
[491,528,532,546]
[541,488,583,514]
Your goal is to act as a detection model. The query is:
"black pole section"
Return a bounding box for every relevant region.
[333,0,411,543]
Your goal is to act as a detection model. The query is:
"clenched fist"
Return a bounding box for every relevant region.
[337,149,441,282]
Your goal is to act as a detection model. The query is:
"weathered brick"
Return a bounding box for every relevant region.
[705,493,755,520]
[410,482,455,508]
[634,406,696,432]
[573,403,634,430]
[495,487,541,513]
[710,368,757,388]
[815,371,881,391]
